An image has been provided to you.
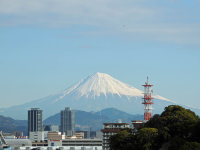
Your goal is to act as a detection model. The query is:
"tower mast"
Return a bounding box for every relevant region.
[142,77,154,121]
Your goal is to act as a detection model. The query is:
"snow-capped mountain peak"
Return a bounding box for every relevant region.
[62,72,143,98]
[53,72,172,104]
[3,72,196,120]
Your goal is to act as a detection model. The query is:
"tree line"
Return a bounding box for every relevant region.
[109,105,200,150]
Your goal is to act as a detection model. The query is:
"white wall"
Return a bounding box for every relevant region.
[29,132,44,142]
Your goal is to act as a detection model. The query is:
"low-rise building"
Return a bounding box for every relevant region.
[5,139,32,147]
[132,120,144,131]
[74,132,84,139]
[101,123,130,150]
[48,137,102,148]
[48,132,65,140]
[32,141,48,147]
[29,131,45,142]
[62,139,102,147]
[48,132,65,146]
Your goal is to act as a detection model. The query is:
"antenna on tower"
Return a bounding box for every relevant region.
[145,76,149,85]
[142,77,154,122]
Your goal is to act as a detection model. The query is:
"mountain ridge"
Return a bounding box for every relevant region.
[0,108,143,134]
[0,115,27,135]
[0,72,198,119]
[44,107,143,131]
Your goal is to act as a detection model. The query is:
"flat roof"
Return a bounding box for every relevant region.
[103,123,130,125]
[131,120,144,122]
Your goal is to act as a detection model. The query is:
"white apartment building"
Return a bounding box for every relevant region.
[29,131,45,142]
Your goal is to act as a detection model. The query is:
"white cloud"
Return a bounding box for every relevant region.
[0,0,157,27]
[0,0,200,45]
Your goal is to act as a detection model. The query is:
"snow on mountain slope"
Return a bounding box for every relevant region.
[54,72,169,102]
[0,72,188,120]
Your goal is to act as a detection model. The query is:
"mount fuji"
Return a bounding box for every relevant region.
[0,72,198,119]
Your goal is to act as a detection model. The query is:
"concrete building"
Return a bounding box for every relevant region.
[60,107,75,137]
[65,132,84,140]
[74,132,84,139]
[29,131,48,147]
[48,132,65,146]
[32,141,48,147]
[132,120,144,131]
[62,139,102,148]
[48,132,65,140]
[28,108,43,136]
[76,131,90,139]
[44,125,60,132]
[29,132,45,142]
[47,132,101,148]
[101,123,130,150]
[4,139,32,147]
[75,131,102,139]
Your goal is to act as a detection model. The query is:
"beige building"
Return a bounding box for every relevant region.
[47,132,65,146]
[65,132,84,139]
[48,132,65,140]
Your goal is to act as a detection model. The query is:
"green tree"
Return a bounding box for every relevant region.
[109,105,200,150]
[136,128,159,150]
[160,105,199,137]
[109,129,136,150]
[191,120,200,142]
[146,105,199,141]
[178,141,200,150]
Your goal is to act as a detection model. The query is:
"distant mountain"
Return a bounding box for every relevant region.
[44,108,143,131]
[0,108,142,134]
[0,115,27,135]
[95,108,142,121]
[0,72,199,119]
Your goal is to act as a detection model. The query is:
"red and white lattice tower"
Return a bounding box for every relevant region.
[142,77,154,121]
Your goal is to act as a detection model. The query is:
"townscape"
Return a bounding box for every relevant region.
[0,77,154,150]
[1,1,200,150]
[1,76,199,150]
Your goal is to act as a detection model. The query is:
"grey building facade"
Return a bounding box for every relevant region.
[101,123,130,150]
[60,107,75,136]
[28,108,43,135]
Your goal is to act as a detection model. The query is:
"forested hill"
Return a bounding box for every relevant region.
[0,115,27,135]
[44,108,143,131]
[0,108,143,134]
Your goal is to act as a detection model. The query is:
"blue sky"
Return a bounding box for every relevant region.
[0,0,200,108]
